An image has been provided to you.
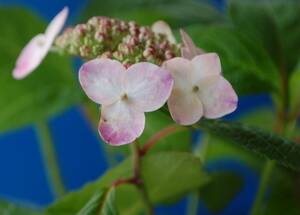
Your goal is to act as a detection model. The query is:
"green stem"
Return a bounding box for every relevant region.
[131,140,155,215]
[250,160,275,215]
[36,120,65,198]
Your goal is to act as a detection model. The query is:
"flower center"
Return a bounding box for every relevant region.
[192,85,199,93]
[121,93,128,101]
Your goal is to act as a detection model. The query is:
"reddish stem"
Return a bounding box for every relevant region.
[140,125,187,156]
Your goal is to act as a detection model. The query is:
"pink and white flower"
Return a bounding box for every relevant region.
[164,53,238,125]
[13,7,69,79]
[180,29,205,59]
[79,59,174,145]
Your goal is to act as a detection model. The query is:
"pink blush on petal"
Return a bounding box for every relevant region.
[99,122,134,146]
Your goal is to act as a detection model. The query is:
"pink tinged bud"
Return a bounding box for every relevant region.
[180,29,205,60]
[152,20,176,44]
[13,7,68,79]
[74,24,87,37]
[79,59,174,145]
[163,53,238,125]
[165,50,175,60]
[94,31,105,42]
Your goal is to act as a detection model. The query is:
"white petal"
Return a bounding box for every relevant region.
[197,75,238,119]
[79,59,126,105]
[191,53,221,80]
[167,88,203,125]
[163,57,194,91]
[13,34,51,79]
[125,62,173,112]
[152,20,176,43]
[99,101,145,146]
[45,7,69,42]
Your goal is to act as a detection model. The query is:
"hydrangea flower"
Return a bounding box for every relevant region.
[180,30,205,59]
[79,59,173,145]
[164,53,238,125]
[13,7,68,79]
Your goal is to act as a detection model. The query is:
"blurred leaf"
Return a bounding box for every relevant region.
[289,61,300,113]
[0,199,41,215]
[77,188,118,215]
[81,0,224,27]
[201,171,243,213]
[197,119,300,170]
[186,24,279,95]
[228,0,300,73]
[46,152,208,215]
[228,0,282,68]
[265,168,300,215]
[0,8,82,132]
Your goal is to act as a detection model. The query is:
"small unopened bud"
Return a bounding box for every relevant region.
[94,31,105,42]
[143,47,155,58]
[165,50,175,59]
[79,45,91,57]
[74,24,87,37]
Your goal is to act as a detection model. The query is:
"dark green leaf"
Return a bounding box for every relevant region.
[77,188,118,215]
[0,8,82,132]
[46,152,208,215]
[196,119,300,170]
[201,171,243,213]
[81,0,224,27]
[185,24,279,95]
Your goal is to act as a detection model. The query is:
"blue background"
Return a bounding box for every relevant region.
[0,0,271,214]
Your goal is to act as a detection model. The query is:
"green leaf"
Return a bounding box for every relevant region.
[196,119,300,171]
[0,8,82,132]
[229,0,300,73]
[289,62,300,113]
[201,171,243,213]
[77,188,118,215]
[46,152,208,215]
[81,0,223,27]
[265,168,300,215]
[0,199,41,215]
[185,24,279,95]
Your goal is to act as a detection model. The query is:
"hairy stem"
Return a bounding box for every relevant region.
[36,120,65,198]
[131,140,155,215]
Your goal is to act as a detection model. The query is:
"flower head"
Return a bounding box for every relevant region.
[13,7,68,79]
[180,29,205,59]
[164,53,238,125]
[79,59,173,145]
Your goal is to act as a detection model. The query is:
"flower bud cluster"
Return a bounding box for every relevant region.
[55,16,180,66]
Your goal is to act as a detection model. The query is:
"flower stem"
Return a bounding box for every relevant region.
[141,124,187,155]
[131,140,155,215]
[250,160,275,215]
[35,120,65,198]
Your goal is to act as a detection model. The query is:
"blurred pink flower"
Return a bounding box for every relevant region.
[164,53,238,125]
[180,29,205,59]
[13,7,69,79]
[79,58,173,145]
